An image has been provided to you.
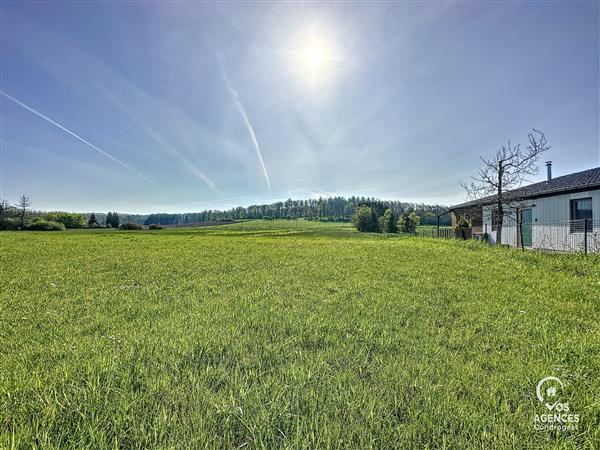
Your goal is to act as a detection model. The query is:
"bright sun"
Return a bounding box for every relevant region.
[304,44,323,68]
[299,38,330,84]
[286,29,340,87]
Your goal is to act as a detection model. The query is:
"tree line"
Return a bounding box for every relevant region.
[352,200,422,234]
[141,197,450,226]
[0,195,127,230]
[0,195,451,230]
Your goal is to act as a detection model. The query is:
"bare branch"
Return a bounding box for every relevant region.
[460,129,551,243]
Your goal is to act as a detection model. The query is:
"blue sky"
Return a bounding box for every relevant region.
[1,2,598,213]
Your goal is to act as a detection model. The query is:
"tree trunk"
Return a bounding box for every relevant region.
[495,164,504,244]
[496,201,503,244]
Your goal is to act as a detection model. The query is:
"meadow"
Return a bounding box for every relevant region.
[1,220,599,448]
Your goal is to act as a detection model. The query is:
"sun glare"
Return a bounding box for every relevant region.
[285,27,342,88]
[304,43,323,68]
[285,30,339,87]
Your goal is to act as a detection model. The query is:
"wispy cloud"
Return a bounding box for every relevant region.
[220,71,272,193]
[4,19,223,194]
[1,90,154,185]
[95,84,222,194]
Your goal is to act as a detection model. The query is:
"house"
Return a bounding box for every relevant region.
[449,163,600,252]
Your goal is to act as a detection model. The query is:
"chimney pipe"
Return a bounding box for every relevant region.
[546,161,552,181]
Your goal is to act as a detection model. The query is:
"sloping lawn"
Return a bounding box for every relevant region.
[1,224,598,448]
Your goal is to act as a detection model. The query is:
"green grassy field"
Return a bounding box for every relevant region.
[1,220,599,448]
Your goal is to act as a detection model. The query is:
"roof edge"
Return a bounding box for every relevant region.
[450,181,600,211]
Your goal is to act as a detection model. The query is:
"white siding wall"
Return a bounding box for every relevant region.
[531,190,600,251]
[482,189,600,250]
[534,190,600,221]
[482,206,520,246]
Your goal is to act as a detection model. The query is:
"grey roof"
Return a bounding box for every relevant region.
[451,166,600,210]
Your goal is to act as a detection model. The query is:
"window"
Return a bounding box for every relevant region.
[570,198,592,232]
[491,208,499,231]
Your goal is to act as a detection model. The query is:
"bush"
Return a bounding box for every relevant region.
[455,217,471,240]
[148,224,163,230]
[0,217,19,230]
[456,217,470,228]
[119,222,144,230]
[455,227,472,240]
[24,218,65,231]
[352,206,378,232]
[44,212,85,229]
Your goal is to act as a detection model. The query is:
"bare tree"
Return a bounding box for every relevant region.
[462,129,550,244]
[15,195,31,228]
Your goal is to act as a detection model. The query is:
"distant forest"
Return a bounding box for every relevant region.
[87,197,451,226]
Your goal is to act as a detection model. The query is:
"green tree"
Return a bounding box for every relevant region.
[15,195,31,228]
[0,199,9,218]
[422,211,436,225]
[379,208,397,233]
[409,212,420,229]
[398,212,421,233]
[378,216,386,233]
[106,212,120,228]
[88,213,98,227]
[352,206,377,232]
[45,212,85,228]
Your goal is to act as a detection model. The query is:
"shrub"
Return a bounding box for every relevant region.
[352,206,378,232]
[455,217,471,240]
[0,217,20,230]
[44,212,85,229]
[24,218,65,231]
[119,222,144,230]
[456,217,471,228]
[148,224,163,230]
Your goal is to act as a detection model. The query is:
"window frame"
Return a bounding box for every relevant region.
[491,208,498,232]
[569,197,593,233]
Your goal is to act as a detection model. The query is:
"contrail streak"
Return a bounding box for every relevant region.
[0,90,154,184]
[95,83,221,194]
[221,73,272,192]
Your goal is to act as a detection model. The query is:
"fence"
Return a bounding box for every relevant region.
[484,217,600,253]
[521,218,600,254]
[417,219,599,254]
[415,227,453,239]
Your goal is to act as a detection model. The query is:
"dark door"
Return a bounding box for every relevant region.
[521,209,532,247]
